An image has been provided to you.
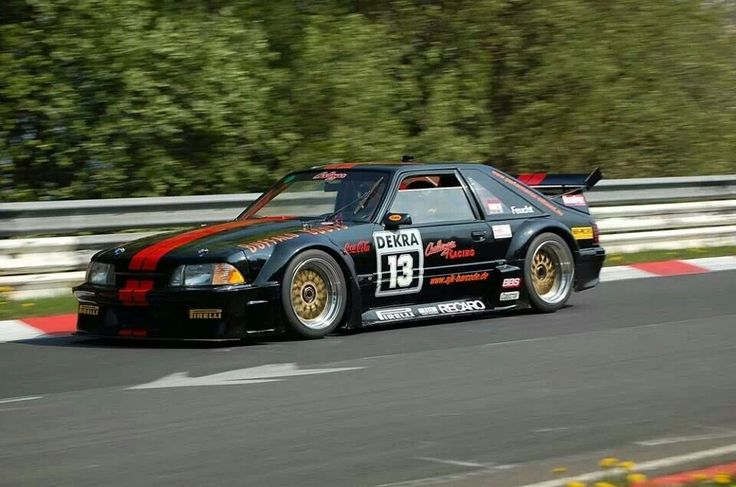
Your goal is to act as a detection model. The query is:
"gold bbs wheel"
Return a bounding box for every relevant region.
[291,269,328,321]
[526,234,574,311]
[283,251,346,337]
[532,248,557,296]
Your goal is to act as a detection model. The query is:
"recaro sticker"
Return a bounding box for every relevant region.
[373,229,424,297]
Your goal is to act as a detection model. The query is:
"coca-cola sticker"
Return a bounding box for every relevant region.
[343,240,371,255]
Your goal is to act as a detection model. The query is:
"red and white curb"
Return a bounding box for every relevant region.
[600,256,736,282]
[1,256,735,344]
[640,460,736,486]
[0,314,76,343]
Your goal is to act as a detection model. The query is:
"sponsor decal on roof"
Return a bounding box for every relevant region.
[429,271,489,286]
[511,205,535,215]
[492,224,512,239]
[562,194,587,206]
[424,240,476,260]
[313,171,347,181]
[501,277,521,289]
[343,240,371,255]
[571,226,594,240]
[492,170,564,216]
[499,291,520,301]
[484,198,505,214]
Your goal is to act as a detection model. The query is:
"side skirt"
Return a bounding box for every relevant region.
[361,296,519,327]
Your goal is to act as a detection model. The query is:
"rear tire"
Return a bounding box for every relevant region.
[281,250,347,339]
[523,233,574,313]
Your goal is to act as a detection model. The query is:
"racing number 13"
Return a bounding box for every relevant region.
[373,229,424,297]
[386,254,413,289]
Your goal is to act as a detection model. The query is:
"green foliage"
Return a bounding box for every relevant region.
[1,0,735,201]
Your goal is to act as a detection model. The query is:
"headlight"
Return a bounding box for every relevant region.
[86,262,114,285]
[169,263,245,287]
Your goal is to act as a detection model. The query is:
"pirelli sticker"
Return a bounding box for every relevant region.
[571,226,594,240]
[78,304,99,316]
[189,308,223,319]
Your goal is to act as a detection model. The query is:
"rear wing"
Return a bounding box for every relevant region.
[515,168,602,212]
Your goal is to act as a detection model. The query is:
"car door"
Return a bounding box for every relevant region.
[460,168,548,256]
[369,170,497,310]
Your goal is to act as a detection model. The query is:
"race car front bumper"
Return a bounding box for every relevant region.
[73,283,281,340]
[574,246,606,291]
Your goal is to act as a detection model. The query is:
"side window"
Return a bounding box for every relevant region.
[389,173,476,225]
[463,169,540,218]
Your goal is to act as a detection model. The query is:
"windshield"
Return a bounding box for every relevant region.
[240,169,389,222]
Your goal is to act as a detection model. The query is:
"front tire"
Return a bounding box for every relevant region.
[281,250,347,339]
[524,233,574,312]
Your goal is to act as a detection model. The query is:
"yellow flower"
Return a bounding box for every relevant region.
[618,461,636,471]
[627,473,648,484]
[566,482,586,487]
[21,302,35,307]
[713,472,731,484]
[598,457,619,469]
[552,467,568,474]
[594,482,616,487]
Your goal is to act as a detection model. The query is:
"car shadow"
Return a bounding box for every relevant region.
[10,305,570,349]
[9,334,265,350]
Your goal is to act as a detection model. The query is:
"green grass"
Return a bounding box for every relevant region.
[0,295,77,321]
[604,246,736,266]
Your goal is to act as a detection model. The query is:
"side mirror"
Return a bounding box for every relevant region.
[382,212,412,229]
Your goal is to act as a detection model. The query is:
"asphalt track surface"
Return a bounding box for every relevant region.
[1,271,735,487]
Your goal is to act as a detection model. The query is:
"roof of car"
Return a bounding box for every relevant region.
[314,161,491,172]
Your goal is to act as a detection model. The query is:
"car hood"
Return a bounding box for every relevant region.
[95,218,351,271]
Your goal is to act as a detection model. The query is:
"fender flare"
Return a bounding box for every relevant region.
[506,218,578,262]
[255,236,363,330]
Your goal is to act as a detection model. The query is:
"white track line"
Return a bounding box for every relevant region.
[0,396,43,405]
[415,457,488,468]
[636,431,736,447]
[519,443,736,487]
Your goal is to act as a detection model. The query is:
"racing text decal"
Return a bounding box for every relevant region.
[429,271,489,286]
[424,240,476,260]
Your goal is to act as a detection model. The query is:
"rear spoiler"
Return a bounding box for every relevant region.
[515,168,602,212]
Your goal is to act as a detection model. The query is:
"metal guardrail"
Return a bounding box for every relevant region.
[1,175,735,299]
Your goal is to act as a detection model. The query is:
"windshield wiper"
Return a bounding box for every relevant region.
[320,176,386,223]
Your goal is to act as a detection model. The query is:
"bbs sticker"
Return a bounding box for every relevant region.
[373,229,424,297]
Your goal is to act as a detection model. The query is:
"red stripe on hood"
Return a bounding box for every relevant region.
[119,279,141,306]
[128,220,260,271]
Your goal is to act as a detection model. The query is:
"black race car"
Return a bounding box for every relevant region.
[74,161,605,340]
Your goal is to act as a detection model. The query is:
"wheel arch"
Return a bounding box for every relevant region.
[267,240,362,330]
[507,219,578,262]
